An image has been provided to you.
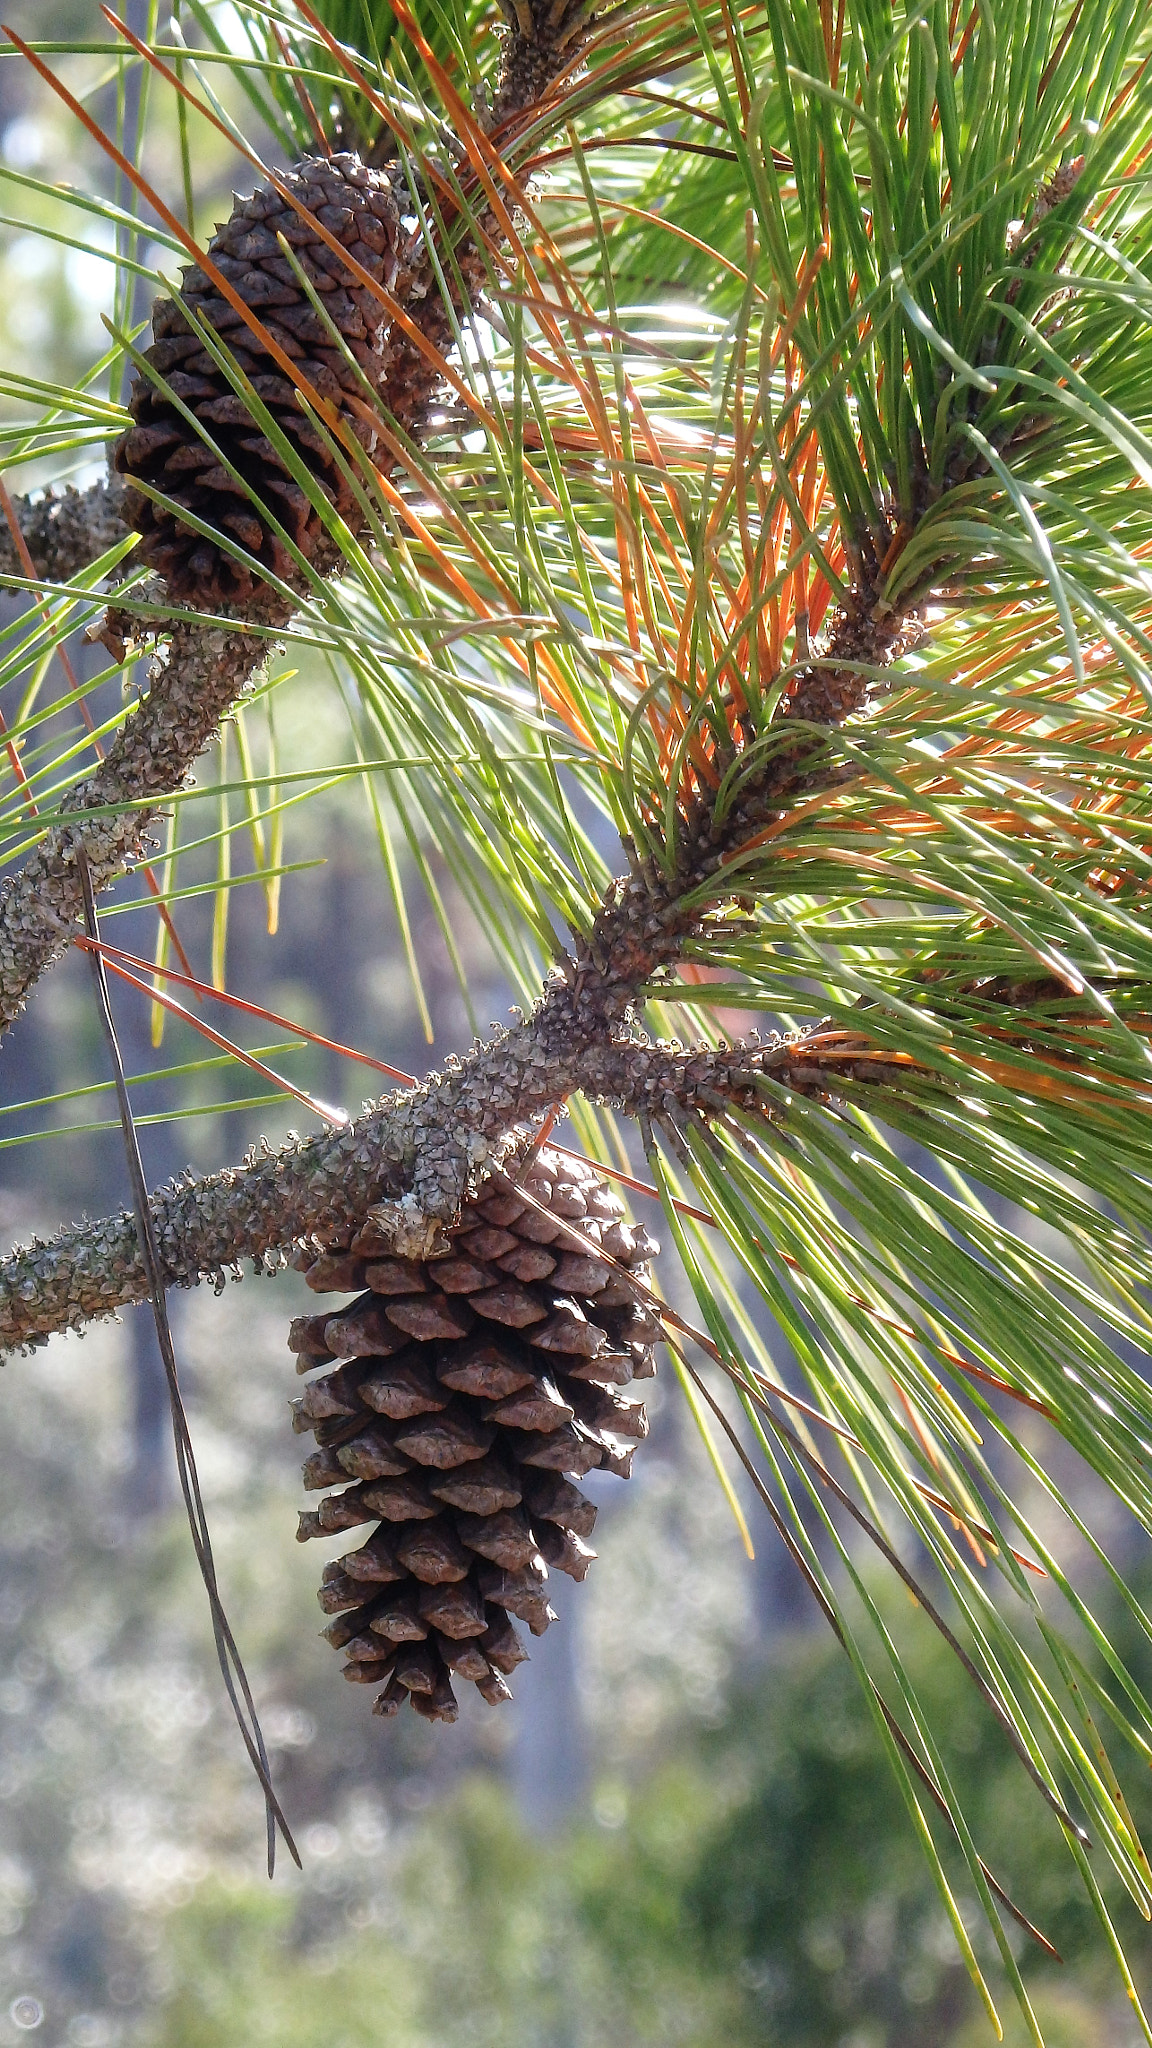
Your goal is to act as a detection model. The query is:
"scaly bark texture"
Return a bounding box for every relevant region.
[0,477,130,584]
[0,1023,905,1353]
[0,619,273,1030]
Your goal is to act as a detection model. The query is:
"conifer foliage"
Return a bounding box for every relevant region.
[3,0,1152,2035]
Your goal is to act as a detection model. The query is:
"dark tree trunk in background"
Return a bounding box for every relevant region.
[510,1573,589,1829]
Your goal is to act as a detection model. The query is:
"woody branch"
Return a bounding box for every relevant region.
[0,0,937,1358]
[0,1009,915,1355]
[0,478,922,1354]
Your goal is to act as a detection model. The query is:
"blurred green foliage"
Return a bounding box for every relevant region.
[142,1616,1149,2048]
[4,1282,1140,2048]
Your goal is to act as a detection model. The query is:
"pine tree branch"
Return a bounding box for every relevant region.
[0,523,924,1345]
[569,604,924,1034]
[0,1016,906,1353]
[0,615,276,1031]
[0,5,954,1353]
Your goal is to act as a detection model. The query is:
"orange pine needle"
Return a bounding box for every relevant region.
[770,245,829,375]
[913,1479,1047,1577]
[1036,0,1082,100]
[82,18,595,752]
[99,7,520,447]
[291,0,564,322]
[73,936,420,1085]
[573,200,772,300]
[360,453,597,748]
[763,1240,1056,1419]
[270,20,330,154]
[716,0,752,123]
[73,938,349,1124]
[13,20,345,439]
[892,1376,988,1566]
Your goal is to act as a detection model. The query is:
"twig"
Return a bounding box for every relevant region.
[0,616,275,1031]
[0,474,195,982]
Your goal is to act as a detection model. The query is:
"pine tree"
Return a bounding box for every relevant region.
[2,0,1152,2036]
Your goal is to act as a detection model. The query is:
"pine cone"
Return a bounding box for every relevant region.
[112,154,407,613]
[289,1148,663,1722]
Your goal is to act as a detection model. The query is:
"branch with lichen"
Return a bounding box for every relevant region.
[0,1011,918,1354]
[0,458,928,1347]
[0,476,130,585]
[0,616,275,1029]
[0,547,931,1356]
[0,0,996,1354]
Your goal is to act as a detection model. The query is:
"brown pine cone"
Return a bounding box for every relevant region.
[112,154,407,612]
[289,1148,663,1723]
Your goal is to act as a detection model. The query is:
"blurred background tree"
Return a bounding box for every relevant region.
[3,1294,1145,2048]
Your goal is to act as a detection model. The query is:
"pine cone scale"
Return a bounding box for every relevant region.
[288,1149,664,1721]
[114,153,406,610]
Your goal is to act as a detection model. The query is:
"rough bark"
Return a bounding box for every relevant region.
[0,477,130,585]
[0,504,919,1349]
[0,618,274,1028]
[0,1021,905,1354]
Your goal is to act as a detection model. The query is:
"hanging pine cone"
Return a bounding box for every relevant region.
[112,154,408,613]
[289,1148,663,1722]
